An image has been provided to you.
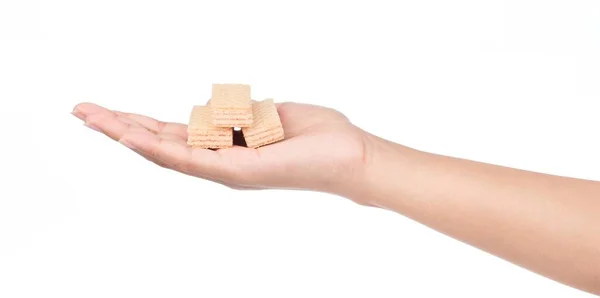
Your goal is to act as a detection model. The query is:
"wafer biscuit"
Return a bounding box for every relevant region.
[242,99,284,148]
[209,84,253,127]
[187,105,233,149]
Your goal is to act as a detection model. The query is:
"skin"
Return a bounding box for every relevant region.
[72,101,600,295]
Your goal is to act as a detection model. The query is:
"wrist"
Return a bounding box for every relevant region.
[341,132,429,209]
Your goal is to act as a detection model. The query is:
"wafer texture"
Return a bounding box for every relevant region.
[242,99,284,148]
[209,84,253,127]
[187,105,233,149]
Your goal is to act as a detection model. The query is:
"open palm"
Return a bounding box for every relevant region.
[72,102,368,194]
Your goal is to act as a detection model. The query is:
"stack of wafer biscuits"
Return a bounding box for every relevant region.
[186,84,285,149]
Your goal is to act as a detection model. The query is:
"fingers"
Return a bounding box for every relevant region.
[119,131,232,182]
[73,102,188,140]
[72,102,110,119]
[84,112,138,141]
[119,133,188,165]
[114,111,188,139]
[74,102,139,141]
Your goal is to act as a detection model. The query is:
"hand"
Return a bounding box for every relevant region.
[72,101,370,200]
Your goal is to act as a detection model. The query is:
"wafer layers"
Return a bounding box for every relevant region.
[209,84,253,127]
[187,105,233,149]
[242,99,285,148]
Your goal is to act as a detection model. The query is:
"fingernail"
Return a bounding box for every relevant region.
[84,123,101,132]
[71,110,85,120]
[119,138,136,150]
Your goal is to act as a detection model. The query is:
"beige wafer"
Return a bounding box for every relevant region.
[242,99,284,148]
[187,105,233,149]
[209,83,253,127]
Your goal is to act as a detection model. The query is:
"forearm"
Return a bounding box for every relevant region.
[352,135,600,295]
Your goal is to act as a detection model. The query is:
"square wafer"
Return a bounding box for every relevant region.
[187,105,233,149]
[209,83,253,127]
[242,99,284,148]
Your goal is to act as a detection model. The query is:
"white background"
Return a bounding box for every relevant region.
[1,0,599,297]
